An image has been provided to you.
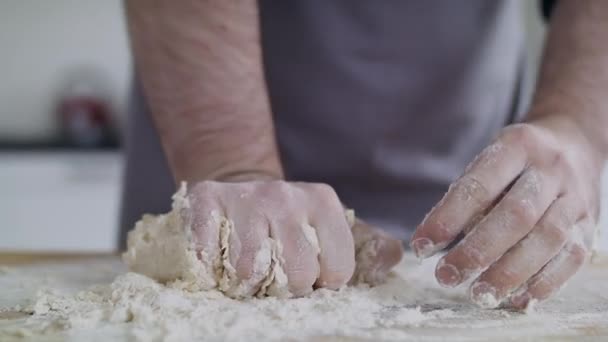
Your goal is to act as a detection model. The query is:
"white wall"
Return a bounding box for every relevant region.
[0,1,543,143]
[0,0,131,142]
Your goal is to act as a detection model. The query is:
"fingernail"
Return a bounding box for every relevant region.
[411,238,435,259]
[510,292,531,309]
[470,282,500,309]
[436,262,462,287]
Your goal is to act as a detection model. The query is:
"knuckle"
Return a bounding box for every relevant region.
[494,268,521,287]
[558,202,577,227]
[275,179,292,193]
[190,180,216,197]
[549,150,567,169]
[257,180,294,203]
[544,149,574,179]
[547,224,569,245]
[542,211,573,242]
[519,168,543,196]
[503,196,537,226]
[419,218,453,243]
[566,243,587,266]
[461,245,487,269]
[310,182,337,198]
[500,123,538,145]
[456,175,491,206]
[576,211,595,230]
[309,183,342,208]
[264,179,289,194]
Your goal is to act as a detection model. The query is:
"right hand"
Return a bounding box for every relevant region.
[187,180,403,297]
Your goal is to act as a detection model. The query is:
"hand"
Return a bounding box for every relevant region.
[410,116,601,309]
[188,179,403,298]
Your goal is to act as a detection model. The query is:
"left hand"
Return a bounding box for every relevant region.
[410,115,602,309]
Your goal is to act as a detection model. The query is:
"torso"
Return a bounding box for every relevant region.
[261,0,527,239]
[121,0,528,244]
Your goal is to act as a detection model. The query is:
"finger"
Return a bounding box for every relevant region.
[226,208,272,297]
[350,219,404,285]
[254,182,321,296]
[410,141,527,258]
[436,167,559,287]
[469,196,576,308]
[270,217,320,296]
[188,182,222,267]
[508,236,589,311]
[306,184,355,289]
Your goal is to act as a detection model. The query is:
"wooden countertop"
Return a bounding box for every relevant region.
[0,252,118,265]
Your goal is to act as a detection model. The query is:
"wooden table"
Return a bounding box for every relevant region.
[0,252,118,266]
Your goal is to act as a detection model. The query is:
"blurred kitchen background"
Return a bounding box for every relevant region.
[0,1,606,252]
[1,0,129,252]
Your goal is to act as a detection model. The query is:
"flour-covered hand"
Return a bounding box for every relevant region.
[410,116,601,309]
[188,180,402,297]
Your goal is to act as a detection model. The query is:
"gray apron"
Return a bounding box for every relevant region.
[119,0,529,249]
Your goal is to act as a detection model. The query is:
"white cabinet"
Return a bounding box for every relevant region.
[0,151,122,252]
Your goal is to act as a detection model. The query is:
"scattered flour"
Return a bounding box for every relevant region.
[33,273,445,341]
[4,272,453,341]
[2,254,608,341]
[472,291,500,310]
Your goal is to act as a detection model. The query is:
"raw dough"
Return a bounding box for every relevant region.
[122,183,291,298]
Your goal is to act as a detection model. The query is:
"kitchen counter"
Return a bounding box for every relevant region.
[0,252,117,266]
[1,253,607,341]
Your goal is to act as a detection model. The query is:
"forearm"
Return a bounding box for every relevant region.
[527,0,608,157]
[125,0,282,183]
